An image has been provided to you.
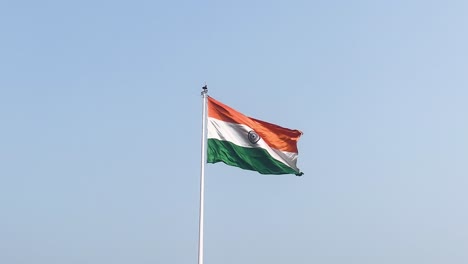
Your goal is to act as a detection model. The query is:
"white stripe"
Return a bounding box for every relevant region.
[207,118,299,171]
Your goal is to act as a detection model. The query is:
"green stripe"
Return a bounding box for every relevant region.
[207,138,299,175]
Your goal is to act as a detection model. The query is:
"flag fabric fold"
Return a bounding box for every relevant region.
[207,96,303,176]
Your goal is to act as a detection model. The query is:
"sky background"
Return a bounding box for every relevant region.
[1,0,468,263]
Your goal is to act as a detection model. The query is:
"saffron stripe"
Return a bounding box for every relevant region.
[207,96,302,153]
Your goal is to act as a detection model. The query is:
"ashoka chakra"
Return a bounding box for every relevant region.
[248,130,261,144]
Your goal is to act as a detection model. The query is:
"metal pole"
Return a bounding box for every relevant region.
[198,85,208,264]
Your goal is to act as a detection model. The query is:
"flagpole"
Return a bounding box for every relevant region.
[198,85,208,264]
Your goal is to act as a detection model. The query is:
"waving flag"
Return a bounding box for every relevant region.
[207,96,303,176]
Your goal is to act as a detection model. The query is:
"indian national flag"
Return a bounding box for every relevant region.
[207,96,303,176]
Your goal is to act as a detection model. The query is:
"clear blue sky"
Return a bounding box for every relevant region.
[1,1,467,263]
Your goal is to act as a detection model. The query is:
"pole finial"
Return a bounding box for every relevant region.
[201,83,208,95]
